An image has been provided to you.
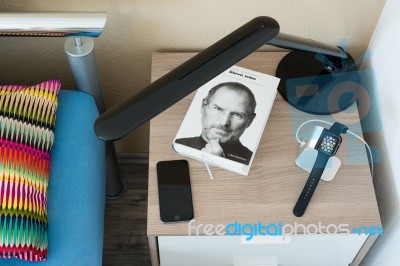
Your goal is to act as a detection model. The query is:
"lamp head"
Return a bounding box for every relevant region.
[94,16,280,141]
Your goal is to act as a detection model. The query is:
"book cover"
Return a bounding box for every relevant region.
[172,65,280,175]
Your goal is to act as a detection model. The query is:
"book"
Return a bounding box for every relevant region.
[172,65,280,176]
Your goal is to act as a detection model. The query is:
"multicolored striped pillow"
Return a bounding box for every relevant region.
[0,79,60,261]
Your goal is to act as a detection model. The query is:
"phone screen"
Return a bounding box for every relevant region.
[156,160,194,223]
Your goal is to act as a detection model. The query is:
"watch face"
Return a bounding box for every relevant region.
[317,132,341,156]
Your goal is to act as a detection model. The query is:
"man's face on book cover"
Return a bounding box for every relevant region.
[201,86,255,144]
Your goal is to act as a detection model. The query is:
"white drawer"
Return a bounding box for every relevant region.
[158,234,367,266]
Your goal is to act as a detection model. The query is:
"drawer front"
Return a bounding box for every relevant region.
[158,234,367,266]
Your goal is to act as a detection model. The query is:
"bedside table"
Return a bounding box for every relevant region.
[147,52,381,266]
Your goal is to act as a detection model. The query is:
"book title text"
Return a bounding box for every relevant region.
[229,70,256,81]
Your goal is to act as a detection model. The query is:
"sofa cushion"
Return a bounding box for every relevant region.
[0,79,60,261]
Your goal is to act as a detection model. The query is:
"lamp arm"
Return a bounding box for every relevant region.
[94,16,280,141]
[267,32,347,59]
[94,16,354,141]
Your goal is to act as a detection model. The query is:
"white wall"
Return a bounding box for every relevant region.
[0,0,386,152]
[360,0,400,265]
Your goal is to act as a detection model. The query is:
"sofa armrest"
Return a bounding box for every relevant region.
[47,90,106,265]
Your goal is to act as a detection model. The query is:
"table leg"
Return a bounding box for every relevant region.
[351,235,378,265]
[148,235,159,266]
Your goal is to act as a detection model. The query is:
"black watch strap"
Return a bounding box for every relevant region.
[293,152,330,217]
[293,122,348,217]
[329,122,348,136]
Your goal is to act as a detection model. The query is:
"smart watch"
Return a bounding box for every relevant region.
[293,122,348,217]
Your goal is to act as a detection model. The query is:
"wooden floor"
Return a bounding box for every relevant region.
[103,160,152,266]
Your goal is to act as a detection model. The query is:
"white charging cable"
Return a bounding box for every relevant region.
[201,152,214,180]
[295,119,374,177]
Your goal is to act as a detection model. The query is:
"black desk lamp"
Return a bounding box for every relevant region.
[95,16,358,141]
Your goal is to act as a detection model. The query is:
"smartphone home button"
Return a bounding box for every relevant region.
[174,215,180,221]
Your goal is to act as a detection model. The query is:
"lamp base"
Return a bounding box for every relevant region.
[276,50,360,115]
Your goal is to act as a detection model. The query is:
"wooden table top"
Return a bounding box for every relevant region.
[147,52,381,236]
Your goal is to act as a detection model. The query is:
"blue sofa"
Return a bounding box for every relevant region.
[0,91,106,265]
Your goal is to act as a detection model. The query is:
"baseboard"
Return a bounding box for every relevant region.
[117,152,149,165]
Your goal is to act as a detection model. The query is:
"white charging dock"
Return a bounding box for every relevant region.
[295,126,341,182]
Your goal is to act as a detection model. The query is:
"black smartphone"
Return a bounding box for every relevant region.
[156,160,194,223]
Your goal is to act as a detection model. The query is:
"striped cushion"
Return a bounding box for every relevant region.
[0,79,60,261]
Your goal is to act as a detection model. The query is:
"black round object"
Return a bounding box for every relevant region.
[276,50,360,115]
